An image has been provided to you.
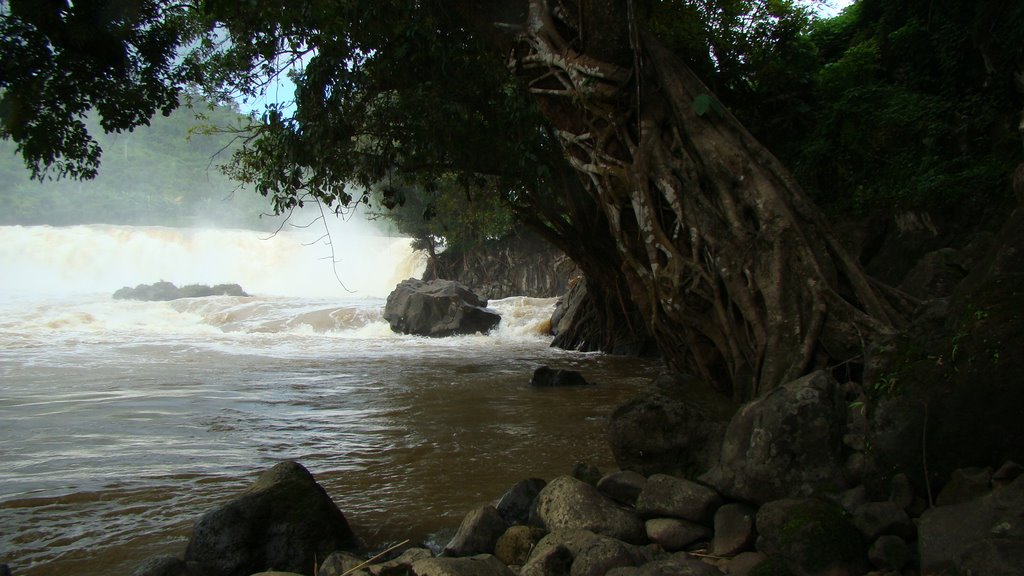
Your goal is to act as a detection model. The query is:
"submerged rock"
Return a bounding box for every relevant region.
[534,476,646,544]
[529,366,592,387]
[383,278,500,337]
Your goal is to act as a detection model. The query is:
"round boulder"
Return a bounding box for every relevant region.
[183,461,359,576]
[534,476,646,544]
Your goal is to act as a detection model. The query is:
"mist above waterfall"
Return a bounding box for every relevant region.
[0,217,426,299]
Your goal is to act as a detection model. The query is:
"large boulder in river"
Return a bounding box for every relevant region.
[383,279,500,337]
[183,461,359,576]
[701,370,848,504]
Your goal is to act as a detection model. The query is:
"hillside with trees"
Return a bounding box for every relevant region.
[0,97,271,228]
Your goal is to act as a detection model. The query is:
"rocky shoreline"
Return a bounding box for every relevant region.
[96,369,1018,576]
[118,453,1022,576]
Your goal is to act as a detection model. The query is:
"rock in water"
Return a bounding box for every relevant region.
[383,279,500,337]
[183,461,359,576]
[529,366,592,387]
[113,281,248,301]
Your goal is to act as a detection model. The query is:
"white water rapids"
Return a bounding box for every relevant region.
[0,224,661,576]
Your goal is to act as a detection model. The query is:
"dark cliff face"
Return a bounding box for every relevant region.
[422,233,578,299]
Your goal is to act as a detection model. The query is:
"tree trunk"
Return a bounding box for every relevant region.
[501,0,908,400]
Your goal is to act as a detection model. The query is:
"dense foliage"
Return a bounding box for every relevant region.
[0,99,271,227]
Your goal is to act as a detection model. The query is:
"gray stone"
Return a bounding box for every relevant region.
[936,466,993,506]
[711,503,756,557]
[317,551,366,576]
[114,281,249,301]
[992,461,1024,487]
[607,373,731,478]
[383,279,500,337]
[444,505,508,557]
[518,543,573,576]
[919,475,1024,574]
[635,474,721,524]
[723,552,767,576]
[835,485,867,515]
[534,476,645,544]
[644,518,709,551]
[702,371,849,504]
[368,548,433,576]
[494,525,547,566]
[888,473,914,511]
[852,501,913,541]
[410,554,514,576]
[571,462,602,486]
[867,535,910,571]
[755,498,867,576]
[183,461,359,576]
[131,556,210,576]
[522,529,647,576]
[596,470,648,507]
[530,367,592,387]
[605,554,721,576]
[955,538,1024,576]
[496,478,546,526]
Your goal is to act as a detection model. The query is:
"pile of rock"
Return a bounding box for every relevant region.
[131,457,1024,576]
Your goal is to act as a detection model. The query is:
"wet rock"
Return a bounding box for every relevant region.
[410,554,514,576]
[571,462,603,486]
[834,485,867,515]
[518,543,573,576]
[755,498,867,576]
[534,476,646,544]
[605,554,721,576]
[867,535,911,571]
[496,478,547,526]
[635,474,721,524]
[918,475,1024,574]
[130,556,209,576]
[992,461,1024,487]
[644,517,710,551]
[367,548,433,576]
[183,461,359,576]
[494,525,547,566]
[597,470,648,507]
[711,503,757,557]
[530,366,592,387]
[935,466,993,506]
[114,281,248,301]
[955,539,1024,576]
[887,474,914,511]
[702,371,848,505]
[522,529,648,576]
[852,502,914,541]
[443,505,508,557]
[607,373,731,478]
[383,279,500,337]
[723,552,767,576]
[317,551,366,576]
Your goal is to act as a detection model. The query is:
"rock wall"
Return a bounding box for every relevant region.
[422,232,577,299]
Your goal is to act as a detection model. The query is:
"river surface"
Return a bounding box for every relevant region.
[0,224,661,575]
